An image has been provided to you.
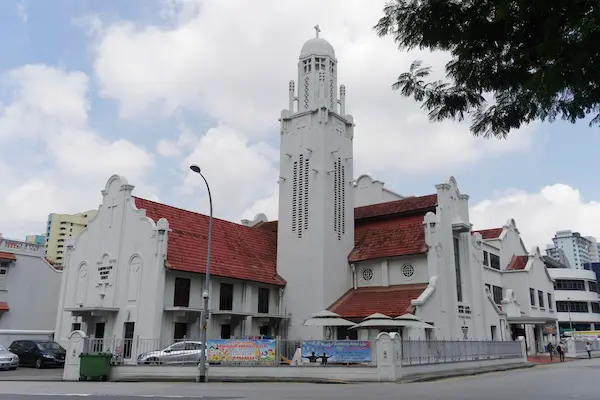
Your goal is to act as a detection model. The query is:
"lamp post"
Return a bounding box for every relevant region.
[567,296,573,331]
[190,165,213,383]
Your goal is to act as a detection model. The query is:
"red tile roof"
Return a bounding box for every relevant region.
[506,255,529,271]
[0,252,16,261]
[349,215,428,262]
[134,197,285,286]
[0,302,8,312]
[255,194,438,233]
[354,195,438,220]
[473,228,503,240]
[329,284,428,318]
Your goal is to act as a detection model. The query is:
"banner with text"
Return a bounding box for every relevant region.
[301,340,371,363]
[206,339,277,363]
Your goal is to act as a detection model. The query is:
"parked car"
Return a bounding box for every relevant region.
[137,340,206,365]
[0,344,19,370]
[8,340,66,369]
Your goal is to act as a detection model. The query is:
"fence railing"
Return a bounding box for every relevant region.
[574,340,600,353]
[81,337,523,367]
[81,337,373,367]
[401,340,523,365]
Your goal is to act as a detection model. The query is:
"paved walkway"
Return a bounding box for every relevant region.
[527,355,574,364]
[0,358,599,399]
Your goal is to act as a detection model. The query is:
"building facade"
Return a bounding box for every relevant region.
[54,31,558,355]
[545,259,600,333]
[25,235,46,245]
[546,230,599,269]
[0,238,63,347]
[46,211,97,265]
[473,220,557,354]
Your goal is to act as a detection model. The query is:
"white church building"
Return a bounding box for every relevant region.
[54,30,557,357]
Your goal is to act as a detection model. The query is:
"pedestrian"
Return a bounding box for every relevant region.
[546,341,554,361]
[585,342,592,359]
[557,341,565,362]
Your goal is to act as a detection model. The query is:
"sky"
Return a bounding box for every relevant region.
[1,0,600,251]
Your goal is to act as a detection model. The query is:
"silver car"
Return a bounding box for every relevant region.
[137,341,206,365]
[0,345,19,370]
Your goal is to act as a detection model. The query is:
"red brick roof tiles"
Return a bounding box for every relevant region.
[134,197,285,286]
[506,255,529,271]
[473,228,503,240]
[349,215,428,262]
[0,302,8,311]
[354,194,438,220]
[329,284,428,318]
[0,252,16,261]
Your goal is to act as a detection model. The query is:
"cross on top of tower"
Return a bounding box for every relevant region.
[314,24,321,38]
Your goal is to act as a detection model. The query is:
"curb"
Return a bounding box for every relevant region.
[398,363,535,383]
[111,377,352,384]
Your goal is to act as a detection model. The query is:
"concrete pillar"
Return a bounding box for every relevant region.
[64,330,87,381]
[375,332,401,382]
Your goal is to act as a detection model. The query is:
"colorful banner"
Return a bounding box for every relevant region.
[301,340,371,363]
[206,339,276,363]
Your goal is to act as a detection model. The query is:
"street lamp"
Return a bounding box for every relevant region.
[567,296,573,331]
[190,165,213,383]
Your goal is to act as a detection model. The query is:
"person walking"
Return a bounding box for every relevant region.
[585,342,592,359]
[546,341,554,361]
[556,341,565,362]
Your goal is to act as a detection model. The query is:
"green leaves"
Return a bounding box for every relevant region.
[376,0,600,138]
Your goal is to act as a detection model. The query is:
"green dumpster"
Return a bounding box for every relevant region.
[79,353,113,381]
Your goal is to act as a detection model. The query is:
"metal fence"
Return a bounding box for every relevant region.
[81,337,368,367]
[81,337,523,367]
[574,340,600,353]
[401,340,523,365]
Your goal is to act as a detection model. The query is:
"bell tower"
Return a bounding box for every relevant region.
[277,26,355,339]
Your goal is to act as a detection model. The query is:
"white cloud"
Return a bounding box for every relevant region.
[16,1,27,24]
[470,184,600,250]
[179,125,278,218]
[0,64,157,238]
[83,0,539,217]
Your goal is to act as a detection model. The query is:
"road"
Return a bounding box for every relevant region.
[0,358,597,399]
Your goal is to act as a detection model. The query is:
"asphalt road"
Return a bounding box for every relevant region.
[0,358,597,399]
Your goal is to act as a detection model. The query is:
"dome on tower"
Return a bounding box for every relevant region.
[300,38,335,59]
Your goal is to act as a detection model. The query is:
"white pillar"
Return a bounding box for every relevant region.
[375,332,402,382]
[63,330,87,381]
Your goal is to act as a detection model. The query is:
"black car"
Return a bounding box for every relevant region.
[8,340,66,369]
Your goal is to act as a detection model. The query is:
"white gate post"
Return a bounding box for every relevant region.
[63,330,87,381]
[376,332,400,382]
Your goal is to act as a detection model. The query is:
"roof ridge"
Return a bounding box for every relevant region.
[133,196,265,233]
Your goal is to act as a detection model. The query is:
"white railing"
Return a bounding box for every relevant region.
[574,340,600,353]
[401,340,523,365]
[0,238,44,256]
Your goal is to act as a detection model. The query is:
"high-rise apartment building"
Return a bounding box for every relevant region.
[546,230,600,269]
[45,211,97,265]
[25,234,46,245]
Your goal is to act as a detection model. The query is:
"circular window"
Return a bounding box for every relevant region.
[362,268,373,281]
[402,264,415,278]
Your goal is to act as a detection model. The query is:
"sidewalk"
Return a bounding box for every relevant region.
[398,362,535,383]
[527,355,575,364]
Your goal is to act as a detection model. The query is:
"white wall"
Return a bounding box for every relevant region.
[354,255,428,288]
[501,255,555,320]
[55,175,169,347]
[0,238,62,341]
[353,175,403,207]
